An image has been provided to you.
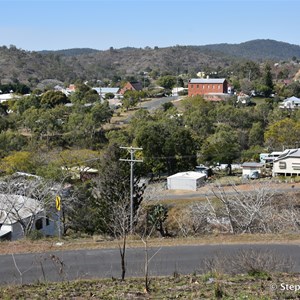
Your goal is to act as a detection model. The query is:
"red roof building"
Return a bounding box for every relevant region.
[120,81,143,95]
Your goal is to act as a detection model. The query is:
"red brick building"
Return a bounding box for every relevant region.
[120,81,143,95]
[188,78,228,97]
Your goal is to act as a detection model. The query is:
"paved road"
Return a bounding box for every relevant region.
[1,244,300,285]
[140,95,179,111]
[122,96,179,124]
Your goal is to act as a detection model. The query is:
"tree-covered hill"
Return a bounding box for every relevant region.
[44,39,300,62]
[1,40,300,88]
[39,48,100,56]
[0,45,79,86]
[200,39,300,61]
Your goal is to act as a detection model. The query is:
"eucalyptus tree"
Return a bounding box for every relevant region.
[264,118,300,149]
[135,118,196,175]
[200,124,241,174]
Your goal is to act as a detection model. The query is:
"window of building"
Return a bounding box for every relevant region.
[202,85,205,89]
[279,162,286,169]
[191,84,193,88]
[218,85,220,89]
[292,163,300,170]
[35,218,43,230]
[197,84,199,88]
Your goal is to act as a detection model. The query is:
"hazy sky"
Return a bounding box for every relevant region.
[0,0,299,51]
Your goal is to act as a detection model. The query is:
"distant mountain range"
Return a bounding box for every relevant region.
[40,39,300,61]
[199,39,300,61]
[0,39,299,88]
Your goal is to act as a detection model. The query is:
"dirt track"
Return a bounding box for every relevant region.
[162,181,300,198]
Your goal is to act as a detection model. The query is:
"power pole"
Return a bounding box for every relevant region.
[119,146,143,233]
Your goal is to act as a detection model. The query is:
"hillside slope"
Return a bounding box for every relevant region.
[1,40,299,88]
[200,39,300,60]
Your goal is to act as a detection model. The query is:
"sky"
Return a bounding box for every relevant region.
[0,0,299,51]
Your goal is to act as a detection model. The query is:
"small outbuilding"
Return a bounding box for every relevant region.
[242,162,264,178]
[167,171,206,191]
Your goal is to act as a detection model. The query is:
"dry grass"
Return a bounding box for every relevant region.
[1,272,300,299]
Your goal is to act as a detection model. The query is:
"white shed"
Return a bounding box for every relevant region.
[167,171,206,191]
[241,162,264,177]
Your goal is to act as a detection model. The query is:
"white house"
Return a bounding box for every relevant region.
[272,148,300,177]
[0,194,57,240]
[0,93,21,103]
[167,171,206,191]
[262,151,283,165]
[279,96,300,109]
[92,87,121,101]
[171,87,187,96]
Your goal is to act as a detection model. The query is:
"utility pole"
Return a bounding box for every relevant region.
[119,146,143,233]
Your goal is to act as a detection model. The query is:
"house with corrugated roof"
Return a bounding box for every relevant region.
[0,194,57,240]
[272,148,300,177]
[92,87,120,100]
[279,96,300,109]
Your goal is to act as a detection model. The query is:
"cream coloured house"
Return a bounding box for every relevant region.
[272,149,300,177]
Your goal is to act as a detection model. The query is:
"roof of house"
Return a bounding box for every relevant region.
[0,194,43,225]
[274,148,300,162]
[129,81,143,90]
[92,87,120,94]
[283,96,300,103]
[0,93,21,102]
[242,162,264,168]
[167,171,207,180]
[189,78,226,84]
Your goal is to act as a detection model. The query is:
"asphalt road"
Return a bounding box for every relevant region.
[1,243,300,285]
[122,96,179,124]
[140,95,179,111]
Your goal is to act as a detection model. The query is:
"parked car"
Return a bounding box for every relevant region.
[249,171,260,179]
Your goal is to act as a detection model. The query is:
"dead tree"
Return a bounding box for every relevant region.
[207,181,279,234]
[109,195,131,281]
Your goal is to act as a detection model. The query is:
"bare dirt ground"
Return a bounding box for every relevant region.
[163,181,300,197]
